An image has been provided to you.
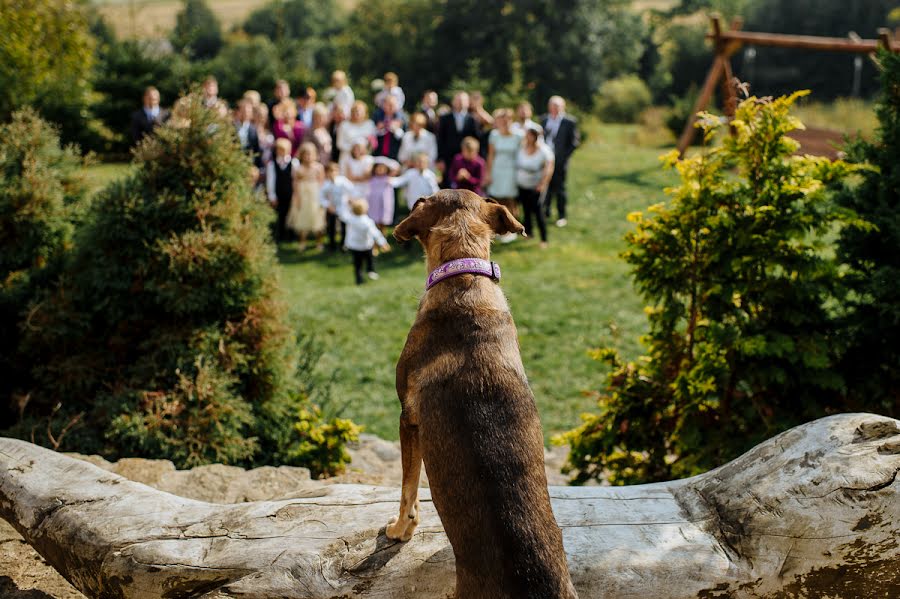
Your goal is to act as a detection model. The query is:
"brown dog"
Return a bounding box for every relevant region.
[386,189,578,599]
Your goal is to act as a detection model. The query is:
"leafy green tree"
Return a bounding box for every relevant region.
[0,0,97,148]
[336,0,438,105]
[92,40,194,152]
[834,51,900,413]
[8,93,358,475]
[171,0,223,60]
[556,92,862,485]
[243,0,341,41]
[0,109,89,427]
[206,36,284,102]
[242,0,342,88]
[333,0,645,109]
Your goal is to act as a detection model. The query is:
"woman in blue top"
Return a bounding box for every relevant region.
[485,108,523,243]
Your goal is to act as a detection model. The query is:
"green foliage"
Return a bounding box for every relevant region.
[0,0,97,148]
[335,0,645,109]
[171,0,224,60]
[92,39,194,152]
[649,23,710,103]
[555,92,864,485]
[243,0,341,42]
[0,109,89,422]
[241,0,342,90]
[834,51,900,412]
[289,405,363,478]
[7,93,358,474]
[594,75,653,123]
[205,36,284,102]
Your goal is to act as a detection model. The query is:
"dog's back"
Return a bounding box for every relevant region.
[406,283,575,599]
[390,190,577,598]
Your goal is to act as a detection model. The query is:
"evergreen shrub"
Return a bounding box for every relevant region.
[7,94,359,476]
[556,92,865,485]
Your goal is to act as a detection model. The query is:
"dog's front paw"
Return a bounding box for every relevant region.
[385,504,419,542]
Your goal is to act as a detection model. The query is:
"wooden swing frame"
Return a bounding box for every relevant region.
[677,15,900,156]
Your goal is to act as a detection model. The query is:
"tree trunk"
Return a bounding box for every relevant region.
[1,413,898,598]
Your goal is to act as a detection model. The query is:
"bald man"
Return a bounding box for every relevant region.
[541,96,580,227]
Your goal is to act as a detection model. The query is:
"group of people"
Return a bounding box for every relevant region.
[131,71,579,284]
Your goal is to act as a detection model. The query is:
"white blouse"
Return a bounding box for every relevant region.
[515,143,555,190]
[397,129,438,167]
[336,119,376,158]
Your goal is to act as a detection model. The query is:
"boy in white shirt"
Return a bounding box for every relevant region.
[339,198,390,284]
[320,162,355,251]
[391,152,440,211]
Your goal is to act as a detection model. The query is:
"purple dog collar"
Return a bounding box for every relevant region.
[426,258,501,290]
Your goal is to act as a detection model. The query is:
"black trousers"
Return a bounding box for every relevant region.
[544,161,569,220]
[275,196,292,242]
[326,212,346,250]
[518,187,547,242]
[351,249,375,285]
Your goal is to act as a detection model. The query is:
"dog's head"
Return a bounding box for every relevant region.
[394,190,524,267]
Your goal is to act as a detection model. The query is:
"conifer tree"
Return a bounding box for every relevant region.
[11,94,358,473]
[836,51,900,413]
[0,109,88,426]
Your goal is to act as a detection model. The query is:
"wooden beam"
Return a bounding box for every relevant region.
[879,28,896,51]
[677,56,725,157]
[721,59,737,118]
[708,30,900,54]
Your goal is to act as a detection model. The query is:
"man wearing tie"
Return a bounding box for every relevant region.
[234,99,263,170]
[437,91,479,188]
[130,86,169,145]
[541,96,580,227]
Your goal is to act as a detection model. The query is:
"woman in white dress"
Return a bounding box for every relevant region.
[336,100,376,163]
[397,113,437,169]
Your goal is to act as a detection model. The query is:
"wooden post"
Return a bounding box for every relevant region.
[677,15,744,156]
[676,57,723,156]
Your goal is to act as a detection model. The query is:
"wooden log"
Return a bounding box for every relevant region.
[1,413,899,598]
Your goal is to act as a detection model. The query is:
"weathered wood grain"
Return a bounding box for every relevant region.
[1,413,898,598]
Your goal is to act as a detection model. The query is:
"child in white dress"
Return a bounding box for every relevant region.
[286,142,326,251]
[391,152,440,210]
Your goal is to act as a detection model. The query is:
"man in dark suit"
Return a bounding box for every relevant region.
[541,96,580,226]
[418,90,439,134]
[436,91,479,188]
[130,86,169,145]
[234,99,263,170]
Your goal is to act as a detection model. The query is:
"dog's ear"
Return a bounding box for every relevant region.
[482,199,525,236]
[394,196,438,241]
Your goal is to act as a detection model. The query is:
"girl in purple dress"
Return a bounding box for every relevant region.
[367,156,400,232]
[448,136,485,195]
[273,99,305,156]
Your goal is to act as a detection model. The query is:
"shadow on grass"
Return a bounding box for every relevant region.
[276,236,424,272]
[591,165,664,188]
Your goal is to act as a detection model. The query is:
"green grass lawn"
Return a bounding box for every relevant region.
[83,120,678,441]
